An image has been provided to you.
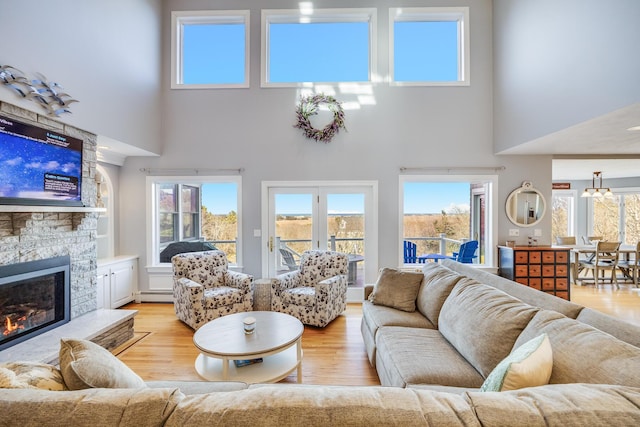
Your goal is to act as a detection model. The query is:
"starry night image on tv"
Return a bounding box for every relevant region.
[0,114,83,206]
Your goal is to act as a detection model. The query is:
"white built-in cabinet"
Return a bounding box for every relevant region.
[97,256,138,309]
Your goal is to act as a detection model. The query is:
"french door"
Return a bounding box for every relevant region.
[262,182,377,286]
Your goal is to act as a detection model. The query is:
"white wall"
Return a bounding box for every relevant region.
[493,0,640,152]
[0,0,163,153]
[2,0,557,295]
[116,0,552,294]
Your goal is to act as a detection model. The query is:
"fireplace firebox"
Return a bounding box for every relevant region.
[0,256,71,351]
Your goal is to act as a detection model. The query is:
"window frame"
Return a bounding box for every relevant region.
[147,175,243,267]
[551,189,577,241]
[389,7,470,86]
[399,174,498,267]
[171,10,250,89]
[261,8,378,87]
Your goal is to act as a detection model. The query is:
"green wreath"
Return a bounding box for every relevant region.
[294,94,346,143]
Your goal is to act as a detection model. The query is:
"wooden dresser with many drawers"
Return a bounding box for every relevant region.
[498,245,571,300]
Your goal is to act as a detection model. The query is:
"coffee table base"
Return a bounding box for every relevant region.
[195,345,302,384]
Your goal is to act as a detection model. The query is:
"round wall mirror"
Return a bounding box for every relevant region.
[506,182,546,227]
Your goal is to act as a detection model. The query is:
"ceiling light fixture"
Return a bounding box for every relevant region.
[581,171,613,198]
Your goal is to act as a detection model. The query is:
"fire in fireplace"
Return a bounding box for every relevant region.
[0,256,71,351]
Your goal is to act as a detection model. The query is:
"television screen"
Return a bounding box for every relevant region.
[0,114,83,206]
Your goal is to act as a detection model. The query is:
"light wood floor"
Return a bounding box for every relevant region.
[115,282,640,386]
[115,303,380,386]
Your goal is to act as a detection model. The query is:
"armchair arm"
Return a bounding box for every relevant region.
[315,274,348,305]
[224,270,254,295]
[173,278,205,327]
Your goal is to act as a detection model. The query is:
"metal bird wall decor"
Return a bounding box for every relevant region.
[0,64,78,116]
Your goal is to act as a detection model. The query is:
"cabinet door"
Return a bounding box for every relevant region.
[111,261,136,308]
[96,267,111,309]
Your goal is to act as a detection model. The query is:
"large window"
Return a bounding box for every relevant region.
[390,7,470,86]
[171,10,250,88]
[400,175,497,266]
[148,176,242,265]
[261,8,377,86]
[551,190,577,243]
[589,188,640,244]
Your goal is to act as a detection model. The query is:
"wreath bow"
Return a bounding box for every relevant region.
[294,94,346,143]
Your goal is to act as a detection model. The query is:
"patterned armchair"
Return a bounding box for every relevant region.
[172,250,253,330]
[271,250,348,327]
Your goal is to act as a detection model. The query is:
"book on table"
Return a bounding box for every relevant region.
[234,358,263,367]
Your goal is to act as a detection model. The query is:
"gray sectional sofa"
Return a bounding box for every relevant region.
[3,260,640,425]
[362,259,640,390]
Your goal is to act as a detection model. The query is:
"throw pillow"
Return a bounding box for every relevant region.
[480,333,552,392]
[59,338,146,390]
[0,361,67,390]
[368,268,424,312]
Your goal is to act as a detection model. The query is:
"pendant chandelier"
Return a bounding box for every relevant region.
[581,171,613,198]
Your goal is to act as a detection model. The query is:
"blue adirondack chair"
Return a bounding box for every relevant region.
[403,241,417,263]
[450,240,479,263]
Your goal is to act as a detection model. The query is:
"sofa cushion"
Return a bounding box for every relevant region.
[368,268,424,312]
[0,362,67,391]
[441,259,584,318]
[416,263,464,327]
[59,338,146,390]
[165,384,479,426]
[438,282,539,378]
[0,387,184,427]
[576,307,640,348]
[362,300,435,333]
[480,334,552,392]
[375,326,485,388]
[145,380,248,395]
[514,310,640,387]
[467,384,640,426]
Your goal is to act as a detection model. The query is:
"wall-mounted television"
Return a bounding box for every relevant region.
[0,114,83,207]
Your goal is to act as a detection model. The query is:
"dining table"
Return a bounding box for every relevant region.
[553,244,637,285]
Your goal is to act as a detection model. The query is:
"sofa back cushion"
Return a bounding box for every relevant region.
[439,281,539,378]
[165,384,479,426]
[514,310,640,386]
[467,383,640,426]
[441,259,583,319]
[576,307,640,348]
[416,264,464,327]
[0,387,183,427]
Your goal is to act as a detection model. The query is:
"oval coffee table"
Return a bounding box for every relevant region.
[193,311,303,383]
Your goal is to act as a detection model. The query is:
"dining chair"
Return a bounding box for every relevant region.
[581,236,603,245]
[579,241,621,289]
[555,236,577,245]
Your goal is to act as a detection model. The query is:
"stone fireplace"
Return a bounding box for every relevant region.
[0,101,135,363]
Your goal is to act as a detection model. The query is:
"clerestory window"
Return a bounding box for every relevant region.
[261,8,377,86]
[390,7,470,86]
[171,10,250,88]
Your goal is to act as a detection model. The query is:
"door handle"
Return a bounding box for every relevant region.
[269,236,274,252]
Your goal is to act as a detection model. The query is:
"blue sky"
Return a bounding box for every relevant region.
[404,182,470,214]
[202,183,237,214]
[201,183,470,215]
[182,15,459,84]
